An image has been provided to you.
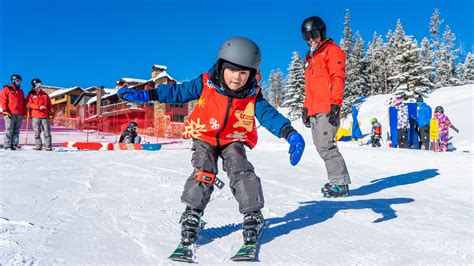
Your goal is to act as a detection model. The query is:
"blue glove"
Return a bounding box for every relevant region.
[118,87,150,103]
[287,131,305,166]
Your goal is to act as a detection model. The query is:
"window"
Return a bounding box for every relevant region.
[173,114,185,122]
[169,103,184,108]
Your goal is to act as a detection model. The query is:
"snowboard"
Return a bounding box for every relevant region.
[429,118,440,151]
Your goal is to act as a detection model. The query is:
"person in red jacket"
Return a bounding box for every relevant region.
[1,74,27,150]
[301,16,351,197]
[27,78,54,151]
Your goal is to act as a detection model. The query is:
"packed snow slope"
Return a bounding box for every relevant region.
[1,85,472,264]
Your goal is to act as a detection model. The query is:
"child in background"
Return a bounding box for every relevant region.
[433,106,459,152]
[370,118,382,147]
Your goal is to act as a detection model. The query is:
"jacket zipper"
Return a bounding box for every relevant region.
[215,97,233,147]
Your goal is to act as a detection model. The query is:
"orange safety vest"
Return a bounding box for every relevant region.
[183,73,259,149]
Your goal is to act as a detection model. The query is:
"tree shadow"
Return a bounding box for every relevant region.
[350,169,439,196]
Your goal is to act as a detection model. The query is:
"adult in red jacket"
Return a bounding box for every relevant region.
[27,78,54,151]
[1,74,27,150]
[301,16,351,197]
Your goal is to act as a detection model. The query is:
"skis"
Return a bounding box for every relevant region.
[230,222,267,262]
[168,220,206,263]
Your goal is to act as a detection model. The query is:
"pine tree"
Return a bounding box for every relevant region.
[340,9,354,56]
[268,68,285,107]
[389,36,434,101]
[366,32,387,95]
[437,25,458,86]
[457,52,474,84]
[283,52,306,121]
[420,37,435,83]
[342,32,368,117]
[429,8,444,86]
[260,81,271,101]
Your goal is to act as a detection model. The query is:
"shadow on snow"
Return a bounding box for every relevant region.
[199,168,439,246]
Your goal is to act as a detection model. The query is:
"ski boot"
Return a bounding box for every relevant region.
[242,210,265,244]
[321,183,349,198]
[179,207,204,245]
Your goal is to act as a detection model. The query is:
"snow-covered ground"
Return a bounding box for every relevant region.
[1,85,473,264]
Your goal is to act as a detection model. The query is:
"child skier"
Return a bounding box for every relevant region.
[118,37,305,255]
[393,97,409,148]
[370,118,382,147]
[119,121,142,144]
[433,106,459,152]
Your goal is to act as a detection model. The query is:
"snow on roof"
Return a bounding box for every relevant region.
[118,78,148,84]
[48,86,83,98]
[86,88,119,104]
[152,64,168,70]
[152,71,175,82]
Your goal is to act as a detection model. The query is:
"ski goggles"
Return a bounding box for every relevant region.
[302,29,321,41]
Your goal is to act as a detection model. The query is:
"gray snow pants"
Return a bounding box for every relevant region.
[181,139,264,214]
[32,118,52,148]
[3,115,23,148]
[310,114,351,185]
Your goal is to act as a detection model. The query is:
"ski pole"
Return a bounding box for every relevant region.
[25,112,30,145]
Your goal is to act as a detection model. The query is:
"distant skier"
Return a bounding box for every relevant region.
[433,106,459,152]
[1,74,27,150]
[118,37,305,255]
[119,121,142,144]
[393,97,409,148]
[415,95,432,150]
[370,118,382,147]
[300,16,351,198]
[27,78,55,151]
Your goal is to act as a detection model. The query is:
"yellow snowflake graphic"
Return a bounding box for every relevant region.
[183,118,207,138]
[197,97,206,108]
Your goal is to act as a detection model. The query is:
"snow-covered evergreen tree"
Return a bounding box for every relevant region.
[457,52,474,84]
[366,32,387,95]
[437,25,458,86]
[389,36,434,101]
[420,37,435,83]
[260,81,271,101]
[283,52,305,120]
[268,68,285,107]
[342,32,368,117]
[340,9,354,56]
[429,8,444,84]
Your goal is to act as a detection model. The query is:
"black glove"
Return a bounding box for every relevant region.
[302,108,311,128]
[326,104,341,127]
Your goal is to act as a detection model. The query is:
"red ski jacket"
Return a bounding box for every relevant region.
[27,89,54,118]
[304,39,346,115]
[0,84,27,116]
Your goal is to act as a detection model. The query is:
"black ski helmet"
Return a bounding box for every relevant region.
[435,106,444,113]
[129,121,138,128]
[10,74,22,82]
[301,16,327,41]
[217,37,261,71]
[31,78,42,88]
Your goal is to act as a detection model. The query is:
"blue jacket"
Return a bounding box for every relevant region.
[417,103,432,128]
[154,74,292,138]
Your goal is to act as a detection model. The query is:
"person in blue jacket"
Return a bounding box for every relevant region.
[118,37,305,248]
[415,95,432,150]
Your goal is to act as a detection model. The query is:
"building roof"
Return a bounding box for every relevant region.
[73,92,96,106]
[152,64,168,70]
[86,88,118,104]
[118,78,149,84]
[48,86,83,98]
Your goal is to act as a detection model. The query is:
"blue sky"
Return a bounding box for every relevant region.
[1,0,472,90]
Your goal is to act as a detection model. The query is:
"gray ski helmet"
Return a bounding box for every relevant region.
[129,121,138,128]
[301,16,327,41]
[435,106,444,113]
[217,37,261,71]
[11,74,22,82]
[31,78,42,87]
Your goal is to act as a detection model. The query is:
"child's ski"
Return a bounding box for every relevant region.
[230,223,267,262]
[168,220,206,263]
